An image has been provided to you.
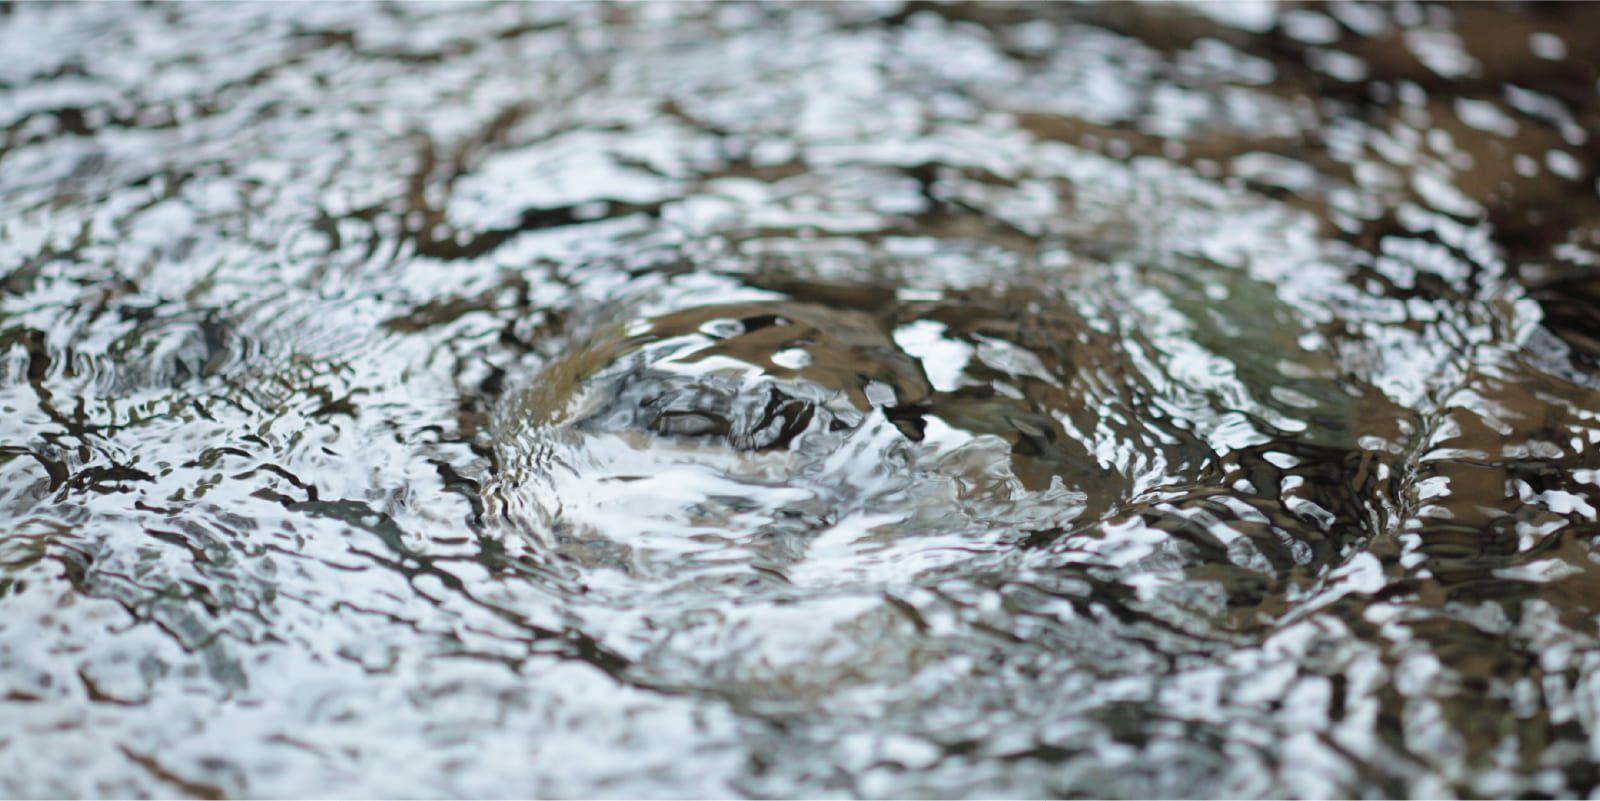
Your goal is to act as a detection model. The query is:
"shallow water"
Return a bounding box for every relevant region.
[5,1,1600,797]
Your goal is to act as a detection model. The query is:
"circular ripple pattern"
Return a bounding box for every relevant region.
[5,2,1600,797]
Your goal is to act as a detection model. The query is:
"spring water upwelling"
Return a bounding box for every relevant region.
[5,2,1600,797]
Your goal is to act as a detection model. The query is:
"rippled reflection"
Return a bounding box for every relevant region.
[5,1,1600,797]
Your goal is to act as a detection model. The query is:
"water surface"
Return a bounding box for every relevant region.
[4,2,1600,797]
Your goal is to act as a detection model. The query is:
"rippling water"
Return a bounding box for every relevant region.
[6,2,1600,797]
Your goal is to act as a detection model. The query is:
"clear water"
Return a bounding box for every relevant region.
[5,2,1600,797]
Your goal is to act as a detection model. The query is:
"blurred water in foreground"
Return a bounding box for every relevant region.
[5,2,1600,797]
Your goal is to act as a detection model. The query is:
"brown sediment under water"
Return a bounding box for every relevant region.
[4,2,1600,797]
